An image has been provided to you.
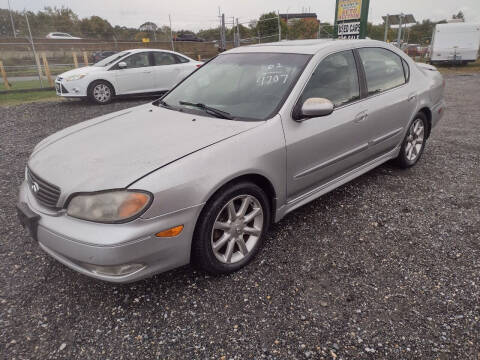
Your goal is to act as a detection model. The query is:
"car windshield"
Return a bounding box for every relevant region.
[93,51,130,67]
[159,52,311,120]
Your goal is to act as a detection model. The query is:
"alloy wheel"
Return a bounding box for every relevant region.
[93,84,111,103]
[405,118,425,162]
[211,195,264,264]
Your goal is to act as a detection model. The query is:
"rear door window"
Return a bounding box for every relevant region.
[152,52,178,66]
[358,48,407,95]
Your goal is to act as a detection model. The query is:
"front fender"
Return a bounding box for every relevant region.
[133,116,286,220]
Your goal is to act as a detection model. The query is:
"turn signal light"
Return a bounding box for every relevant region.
[156,225,184,237]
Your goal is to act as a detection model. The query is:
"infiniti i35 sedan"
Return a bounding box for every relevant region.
[18,39,445,282]
[54,49,202,104]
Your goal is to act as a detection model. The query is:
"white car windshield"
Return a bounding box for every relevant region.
[93,51,130,67]
[159,53,311,120]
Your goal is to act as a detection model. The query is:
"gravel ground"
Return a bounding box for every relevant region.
[1,75,479,360]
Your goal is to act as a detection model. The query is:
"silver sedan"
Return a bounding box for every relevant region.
[17,39,445,282]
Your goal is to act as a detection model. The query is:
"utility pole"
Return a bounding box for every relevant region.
[384,14,389,42]
[235,18,240,47]
[7,0,16,38]
[169,14,174,51]
[277,11,281,41]
[220,13,226,51]
[24,11,43,87]
[397,13,404,47]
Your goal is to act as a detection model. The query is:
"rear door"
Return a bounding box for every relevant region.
[356,47,416,158]
[113,51,155,94]
[151,52,184,91]
[282,50,372,201]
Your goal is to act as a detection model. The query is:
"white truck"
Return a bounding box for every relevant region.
[429,23,480,65]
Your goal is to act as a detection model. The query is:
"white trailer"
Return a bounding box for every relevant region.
[430,23,480,65]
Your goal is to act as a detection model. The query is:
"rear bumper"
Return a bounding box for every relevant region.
[18,181,202,283]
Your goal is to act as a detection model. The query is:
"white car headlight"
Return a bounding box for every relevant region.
[67,190,152,223]
[65,74,86,81]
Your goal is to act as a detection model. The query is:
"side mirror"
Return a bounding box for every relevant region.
[118,61,127,69]
[299,98,334,119]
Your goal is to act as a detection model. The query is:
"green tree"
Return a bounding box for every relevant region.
[80,16,113,39]
[256,12,279,41]
[288,18,319,40]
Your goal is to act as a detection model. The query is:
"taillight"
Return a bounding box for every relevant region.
[196,64,202,68]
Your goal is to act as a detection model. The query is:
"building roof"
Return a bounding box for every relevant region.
[279,13,318,20]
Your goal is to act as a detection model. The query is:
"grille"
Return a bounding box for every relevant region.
[27,168,61,209]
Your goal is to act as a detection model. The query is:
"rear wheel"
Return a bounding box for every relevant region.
[192,182,270,274]
[88,80,114,105]
[395,113,427,168]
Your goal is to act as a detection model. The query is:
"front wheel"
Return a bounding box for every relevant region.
[191,182,271,274]
[88,80,114,105]
[394,113,427,168]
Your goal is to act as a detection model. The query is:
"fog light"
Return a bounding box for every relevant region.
[80,262,145,276]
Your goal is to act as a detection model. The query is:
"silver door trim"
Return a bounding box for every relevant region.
[370,127,404,146]
[294,142,369,179]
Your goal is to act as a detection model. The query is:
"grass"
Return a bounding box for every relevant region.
[436,59,480,74]
[0,90,60,107]
[0,79,54,91]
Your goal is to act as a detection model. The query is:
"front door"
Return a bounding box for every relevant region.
[282,50,372,202]
[114,51,155,94]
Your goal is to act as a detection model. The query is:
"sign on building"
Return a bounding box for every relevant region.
[334,0,370,39]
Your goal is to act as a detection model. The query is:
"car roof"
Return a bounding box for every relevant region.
[224,39,391,55]
[123,48,188,56]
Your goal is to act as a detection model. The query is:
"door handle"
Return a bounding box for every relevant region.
[354,111,368,123]
[407,93,417,102]
[142,70,152,73]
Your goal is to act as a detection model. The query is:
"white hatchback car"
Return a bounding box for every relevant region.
[55,49,202,104]
[46,32,82,39]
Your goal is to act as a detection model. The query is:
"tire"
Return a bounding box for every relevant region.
[88,80,114,105]
[394,112,428,168]
[191,181,271,274]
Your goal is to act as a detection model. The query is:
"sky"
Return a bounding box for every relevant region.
[3,0,480,31]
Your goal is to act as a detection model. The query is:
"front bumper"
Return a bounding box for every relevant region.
[55,78,87,98]
[18,181,203,283]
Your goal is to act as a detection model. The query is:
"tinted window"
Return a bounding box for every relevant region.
[153,52,177,66]
[122,52,151,68]
[300,50,360,107]
[358,48,406,94]
[175,54,190,63]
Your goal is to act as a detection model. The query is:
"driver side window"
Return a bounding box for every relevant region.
[300,50,360,107]
[121,52,151,68]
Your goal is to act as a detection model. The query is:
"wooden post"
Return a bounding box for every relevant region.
[41,53,54,87]
[0,61,10,90]
[34,53,43,77]
[72,52,79,68]
[82,51,89,66]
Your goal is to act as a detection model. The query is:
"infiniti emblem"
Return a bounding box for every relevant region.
[31,181,40,193]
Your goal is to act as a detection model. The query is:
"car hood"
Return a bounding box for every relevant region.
[58,66,103,78]
[28,104,262,198]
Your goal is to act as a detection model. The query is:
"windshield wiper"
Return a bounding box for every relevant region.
[179,101,234,120]
[157,100,174,109]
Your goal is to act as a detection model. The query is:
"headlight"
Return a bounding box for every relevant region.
[65,74,86,81]
[67,190,152,223]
